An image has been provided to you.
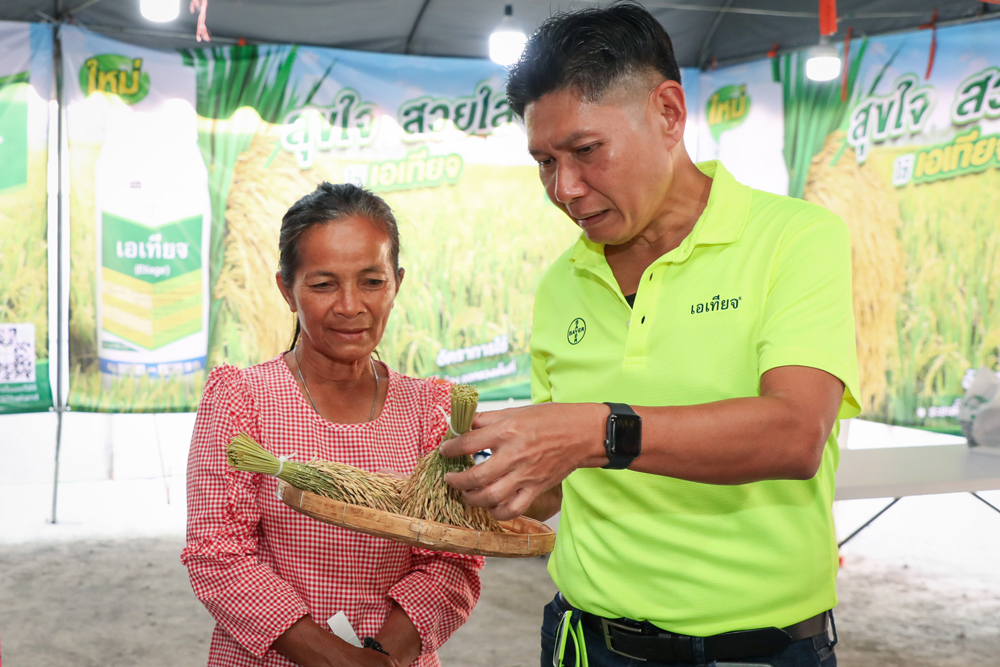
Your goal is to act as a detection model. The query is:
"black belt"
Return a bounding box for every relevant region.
[560,595,830,663]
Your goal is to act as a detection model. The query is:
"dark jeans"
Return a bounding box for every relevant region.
[540,592,836,667]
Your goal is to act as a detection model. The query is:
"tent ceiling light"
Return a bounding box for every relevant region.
[806,39,841,81]
[140,0,180,23]
[489,4,526,67]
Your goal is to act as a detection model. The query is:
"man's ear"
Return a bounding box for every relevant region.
[276,271,297,312]
[650,79,687,147]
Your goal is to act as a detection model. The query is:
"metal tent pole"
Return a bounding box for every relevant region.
[49,17,66,524]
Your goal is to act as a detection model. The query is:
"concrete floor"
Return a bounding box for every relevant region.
[2,495,999,667]
[1,417,997,666]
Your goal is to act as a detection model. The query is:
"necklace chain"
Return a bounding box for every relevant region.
[295,346,379,422]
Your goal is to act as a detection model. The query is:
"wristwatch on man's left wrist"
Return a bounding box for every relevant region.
[602,403,642,470]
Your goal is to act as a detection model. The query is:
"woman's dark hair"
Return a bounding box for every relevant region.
[280,181,401,350]
[506,1,681,119]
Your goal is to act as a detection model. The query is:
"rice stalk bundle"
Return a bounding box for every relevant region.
[400,385,504,531]
[803,133,904,416]
[227,432,403,513]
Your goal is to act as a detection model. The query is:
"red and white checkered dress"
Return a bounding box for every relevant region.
[182,356,484,667]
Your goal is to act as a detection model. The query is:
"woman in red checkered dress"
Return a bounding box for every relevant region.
[182,183,483,667]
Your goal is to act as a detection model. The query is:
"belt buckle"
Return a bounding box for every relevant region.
[600,617,648,662]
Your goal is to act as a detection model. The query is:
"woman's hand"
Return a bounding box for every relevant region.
[374,602,422,667]
[350,649,400,667]
[272,615,401,667]
[343,648,399,667]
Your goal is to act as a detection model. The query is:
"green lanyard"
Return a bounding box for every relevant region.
[553,610,590,667]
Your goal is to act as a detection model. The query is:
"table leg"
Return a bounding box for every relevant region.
[971,492,1000,515]
[837,497,901,548]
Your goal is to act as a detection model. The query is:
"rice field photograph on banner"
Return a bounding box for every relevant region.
[62,27,581,412]
[0,21,53,415]
[188,42,580,404]
[795,21,1000,434]
[697,20,1000,436]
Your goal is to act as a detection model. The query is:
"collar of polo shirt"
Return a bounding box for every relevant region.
[568,161,752,271]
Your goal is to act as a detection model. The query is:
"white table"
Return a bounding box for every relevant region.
[834,444,1000,546]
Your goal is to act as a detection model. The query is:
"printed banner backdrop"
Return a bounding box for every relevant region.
[0,22,52,414]
[696,58,788,196]
[50,19,1000,426]
[62,24,701,411]
[697,20,1000,434]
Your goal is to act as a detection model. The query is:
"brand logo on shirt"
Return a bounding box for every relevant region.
[567,318,587,345]
[691,295,741,314]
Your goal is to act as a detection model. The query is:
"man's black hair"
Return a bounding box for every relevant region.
[506,2,681,119]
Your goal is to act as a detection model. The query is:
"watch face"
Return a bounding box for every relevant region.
[609,414,642,458]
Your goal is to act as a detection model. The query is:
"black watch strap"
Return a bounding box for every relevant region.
[362,637,390,655]
[603,402,641,470]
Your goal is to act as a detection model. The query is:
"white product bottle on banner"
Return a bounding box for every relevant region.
[95,101,211,380]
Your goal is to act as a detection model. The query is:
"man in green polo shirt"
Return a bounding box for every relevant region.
[440,4,859,667]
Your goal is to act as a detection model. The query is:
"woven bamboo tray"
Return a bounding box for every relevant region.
[277,481,555,558]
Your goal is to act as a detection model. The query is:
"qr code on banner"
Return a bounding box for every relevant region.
[0,323,36,384]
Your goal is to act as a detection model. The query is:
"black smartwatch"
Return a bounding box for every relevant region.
[602,403,642,469]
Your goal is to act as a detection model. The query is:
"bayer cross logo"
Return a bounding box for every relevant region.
[567,318,587,345]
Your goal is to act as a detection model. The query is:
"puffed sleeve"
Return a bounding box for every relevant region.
[388,378,485,655]
[180,365,309,658]
[417,377,451,452]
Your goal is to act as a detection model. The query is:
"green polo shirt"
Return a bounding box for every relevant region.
[531,160,861,636]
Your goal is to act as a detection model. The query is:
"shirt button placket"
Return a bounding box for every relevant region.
[638,269,653,325]
[625,267,658,363]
